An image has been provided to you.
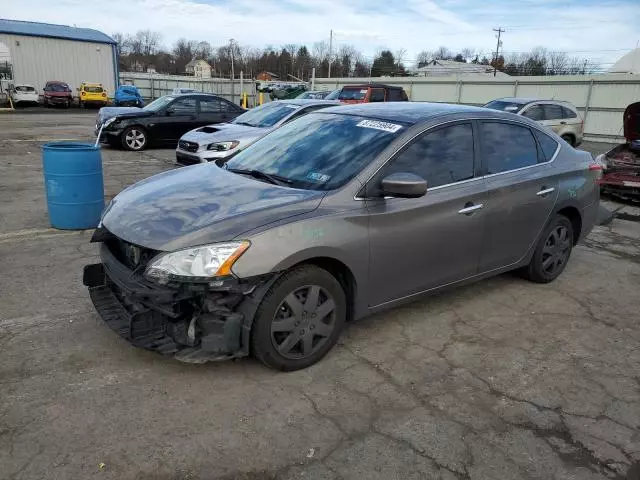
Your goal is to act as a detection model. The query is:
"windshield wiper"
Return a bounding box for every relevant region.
[226,168,293,186]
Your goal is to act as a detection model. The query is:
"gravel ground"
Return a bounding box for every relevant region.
[1,112,639,480]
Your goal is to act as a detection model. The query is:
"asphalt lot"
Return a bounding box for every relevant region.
[1,111,639,480]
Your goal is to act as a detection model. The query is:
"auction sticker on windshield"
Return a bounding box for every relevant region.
[356,120,403,133]
[307,172,331,183]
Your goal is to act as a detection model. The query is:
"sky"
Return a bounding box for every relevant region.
[2,0,640,68]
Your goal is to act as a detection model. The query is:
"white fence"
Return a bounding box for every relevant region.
[118,72,269,106]
[314,74,640,143]
[119,72,640,143]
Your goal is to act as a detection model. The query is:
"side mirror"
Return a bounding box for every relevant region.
[165,107,175,116]
[381,172,427,198]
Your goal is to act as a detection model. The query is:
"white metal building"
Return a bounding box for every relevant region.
[0,18,117,96]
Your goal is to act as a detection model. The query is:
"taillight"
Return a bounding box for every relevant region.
[588,164,602,171]
[101,92,106,97]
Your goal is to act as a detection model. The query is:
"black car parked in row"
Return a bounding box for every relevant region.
[95,94,245,151]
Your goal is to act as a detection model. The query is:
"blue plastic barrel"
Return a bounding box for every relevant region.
[42,142,104,229]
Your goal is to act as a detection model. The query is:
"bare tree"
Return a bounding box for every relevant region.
[395,48,407,72]
[415,50,432,68]
[312,41,329,64]
[434,46,452,60]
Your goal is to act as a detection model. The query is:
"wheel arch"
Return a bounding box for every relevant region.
[555,204,582,244]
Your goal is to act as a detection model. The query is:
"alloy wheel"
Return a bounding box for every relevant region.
[125,129,146,150]
[541,225,571,276]
[270,285,337,359]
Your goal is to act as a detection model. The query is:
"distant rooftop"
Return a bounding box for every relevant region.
[0,18,115,45]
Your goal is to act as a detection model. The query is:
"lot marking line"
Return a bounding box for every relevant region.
[0,227,92,243]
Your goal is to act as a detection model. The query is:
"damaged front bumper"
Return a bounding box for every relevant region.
[83,238,273,363]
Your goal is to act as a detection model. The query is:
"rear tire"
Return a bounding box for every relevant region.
[522,215,574,283]
[251,265,347,371]
[561,134,575,147]
[121,126,148,151]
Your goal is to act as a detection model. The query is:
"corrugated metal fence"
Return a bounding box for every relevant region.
[120,72,640,143]
[314,75,640,143]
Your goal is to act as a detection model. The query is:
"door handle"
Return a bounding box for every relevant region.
[458,203,483,215]
[537,187,555,197]
[560,121,567,125]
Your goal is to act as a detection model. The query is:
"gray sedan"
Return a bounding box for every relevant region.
[176,99,339,166]
[84,102,601,371]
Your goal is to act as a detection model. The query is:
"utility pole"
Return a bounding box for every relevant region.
[327,29,333,79]
[229,39,235,102]
[493,27,504,77]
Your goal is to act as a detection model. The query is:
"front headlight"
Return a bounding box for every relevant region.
[102,117,118,129]
[207,140,239,152]
[144,241,250,283]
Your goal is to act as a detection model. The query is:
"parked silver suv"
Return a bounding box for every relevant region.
[484,98,584,147]
[84,103,601,371]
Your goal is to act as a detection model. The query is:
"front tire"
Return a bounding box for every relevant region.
[251,265,347,371]
[121,126,148,151]
[523,215,574,283]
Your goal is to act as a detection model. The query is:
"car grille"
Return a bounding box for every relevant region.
[178,140,199,153]
[105,236,160,271]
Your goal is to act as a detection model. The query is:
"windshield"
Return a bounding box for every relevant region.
[48,83,70,92]
[143,95,175,111]
[225,113,406,191]
[232,102,299,128]
[325,89,341,100]
[483,100,524,113]
[15,86,35,92]
[338,88,367,100]
[84,86,103,93]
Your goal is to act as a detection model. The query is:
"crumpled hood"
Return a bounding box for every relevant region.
[97,107,149,124]
[102,164,324,251]
[181,123,268,146]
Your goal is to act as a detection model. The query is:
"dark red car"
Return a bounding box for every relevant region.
[597,102,640,200]
[43,81,74,108]
[337,84,408,104]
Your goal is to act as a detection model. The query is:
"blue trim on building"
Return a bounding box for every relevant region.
[112,44,120,92]
[0,18,116,45]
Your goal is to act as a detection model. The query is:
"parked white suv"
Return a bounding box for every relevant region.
[484,98,583,147]
[9,84,39,106]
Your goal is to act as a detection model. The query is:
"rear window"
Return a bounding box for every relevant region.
[15,86,35,92]
[483,100,524,113]
[84,86,103,93]
[338,88,367,101]
[534,130,559,161]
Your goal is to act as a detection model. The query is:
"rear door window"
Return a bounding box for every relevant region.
[387,89,404,101]
[199,98,226,113]
[369,89,385,102]
[381,123,475,188]
[542,104,564,121]
[480,121,539,174]
[561,106,578,119]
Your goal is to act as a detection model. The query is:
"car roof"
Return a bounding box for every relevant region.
[342,83,404,90]
[495,97,575,106]
[320,102,493,125]
[278,99,341,106]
